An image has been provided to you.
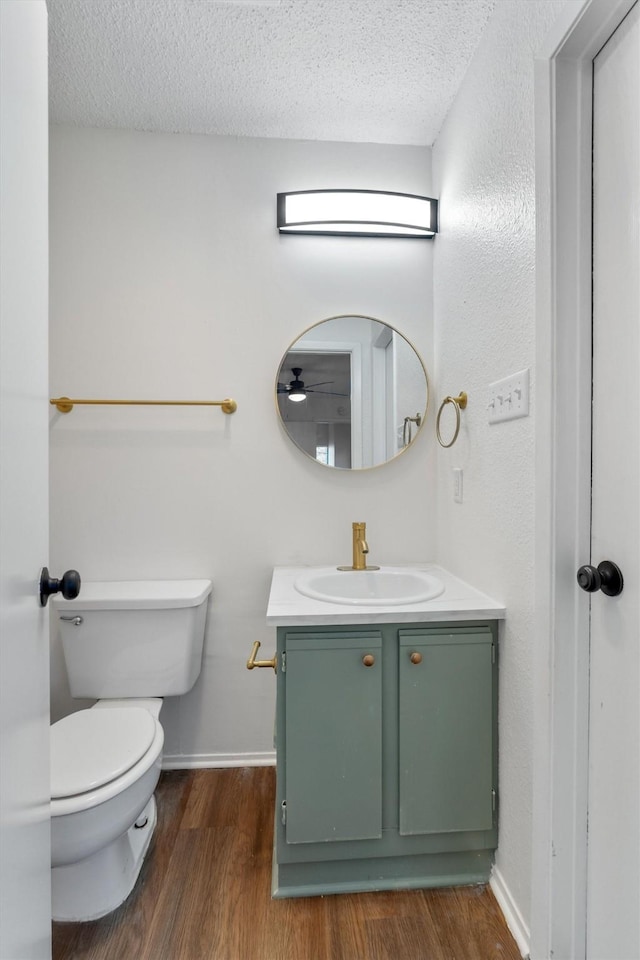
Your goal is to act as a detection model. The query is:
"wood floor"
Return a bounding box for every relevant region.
[52,768,521,960]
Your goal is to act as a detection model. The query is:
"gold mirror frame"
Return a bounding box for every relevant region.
[275,315,429,471]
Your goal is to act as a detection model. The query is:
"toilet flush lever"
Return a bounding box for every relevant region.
[60,615,83,626]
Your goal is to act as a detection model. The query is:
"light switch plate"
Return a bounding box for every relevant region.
[488,368,530,423]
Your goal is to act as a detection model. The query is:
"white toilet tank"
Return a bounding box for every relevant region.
[54,580,212,699]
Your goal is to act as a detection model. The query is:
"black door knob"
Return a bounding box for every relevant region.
[576,560,623,597]
[39,567,81,607]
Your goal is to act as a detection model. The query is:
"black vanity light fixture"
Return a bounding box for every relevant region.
[277,189,438,239]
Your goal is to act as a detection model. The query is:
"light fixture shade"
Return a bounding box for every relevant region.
[277,189,438,238]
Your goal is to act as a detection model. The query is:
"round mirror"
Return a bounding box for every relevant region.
[275,315,429,470]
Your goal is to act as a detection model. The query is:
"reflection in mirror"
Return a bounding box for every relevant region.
[275,316,428,470]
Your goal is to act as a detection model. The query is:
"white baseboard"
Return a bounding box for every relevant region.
[490,866,531,959]
[162,751,276,770]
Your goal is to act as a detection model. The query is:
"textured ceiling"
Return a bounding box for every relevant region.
[47,0,497,146]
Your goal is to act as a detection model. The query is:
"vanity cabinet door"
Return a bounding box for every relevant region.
[398,626,495,836]
[283,631,383,845]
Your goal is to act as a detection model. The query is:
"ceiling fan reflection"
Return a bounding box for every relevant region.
[277,367,349,403]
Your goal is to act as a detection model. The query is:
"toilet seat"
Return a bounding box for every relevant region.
[51,707,157,799]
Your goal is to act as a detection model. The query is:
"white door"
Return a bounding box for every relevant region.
[587,4,639,957]
[0,3,51,958]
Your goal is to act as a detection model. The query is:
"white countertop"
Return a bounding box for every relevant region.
[266,564,506,626]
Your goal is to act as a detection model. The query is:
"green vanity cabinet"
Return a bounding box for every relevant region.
[273,620,498,898]
[398,626,495,837]
[283,630,383,845]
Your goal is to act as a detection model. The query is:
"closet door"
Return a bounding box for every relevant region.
[587,6,640,957]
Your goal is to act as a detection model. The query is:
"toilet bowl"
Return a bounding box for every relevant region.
[51,700,164,921]
[51,579,211,921]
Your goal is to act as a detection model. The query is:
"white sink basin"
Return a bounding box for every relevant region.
[293,567,445,606]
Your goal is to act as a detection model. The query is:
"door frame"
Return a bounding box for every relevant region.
[532,1,637,957]
[287,340,363,467]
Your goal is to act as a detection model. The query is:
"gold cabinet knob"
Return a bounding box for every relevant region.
[362,654,375,667]
[410,651,423,665]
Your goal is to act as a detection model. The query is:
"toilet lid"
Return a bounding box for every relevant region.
[51,707,157,799]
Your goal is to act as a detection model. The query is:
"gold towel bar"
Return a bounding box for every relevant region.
[50,397,237,414]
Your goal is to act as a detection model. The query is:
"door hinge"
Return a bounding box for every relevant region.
[281,652,286,673]
[281,800,287,825]
[491,643,496,664]
[492,788,497,813]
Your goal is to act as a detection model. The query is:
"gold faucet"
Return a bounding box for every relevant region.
[352,522,369,570]
[338,522,380,571]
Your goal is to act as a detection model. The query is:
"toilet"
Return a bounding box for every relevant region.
[50,579,212,922]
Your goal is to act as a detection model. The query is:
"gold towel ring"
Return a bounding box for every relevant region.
[436,392,468,448]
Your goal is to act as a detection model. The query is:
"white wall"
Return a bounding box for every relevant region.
[432,0,581,944]
[48,127,435,763]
